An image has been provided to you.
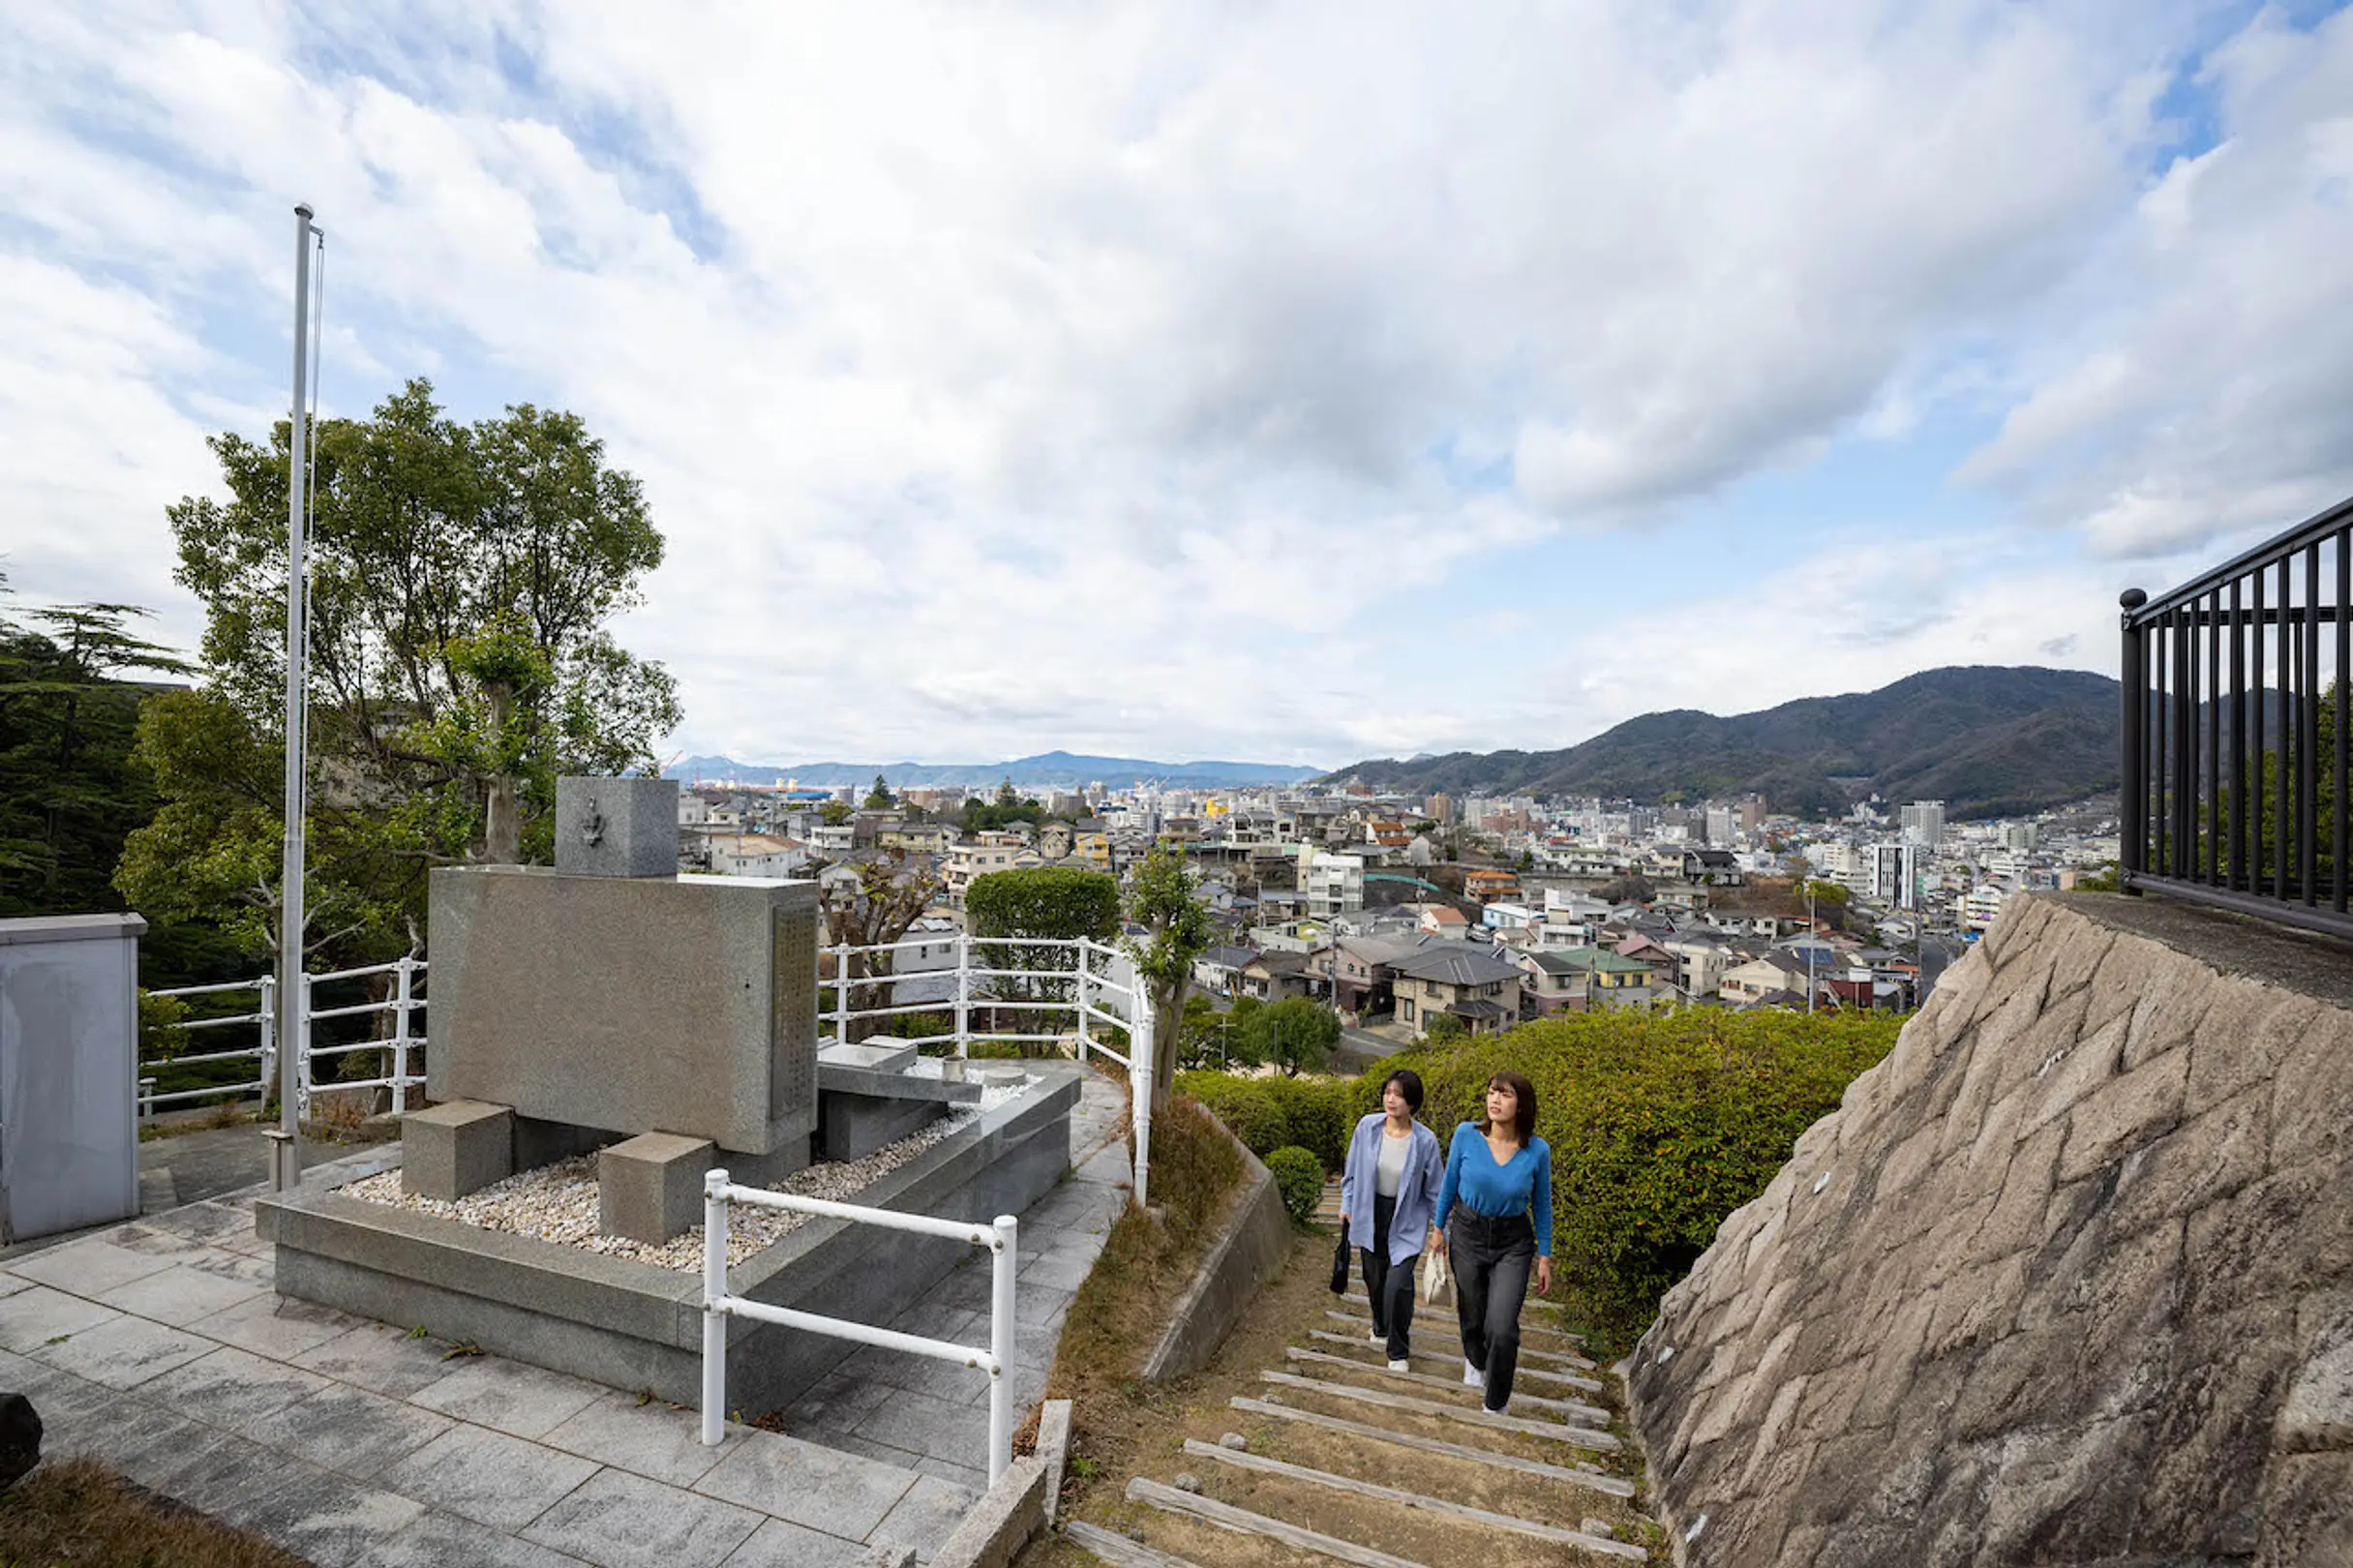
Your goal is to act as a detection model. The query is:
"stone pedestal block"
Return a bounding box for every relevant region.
[598,1131,715,1244]
[819,1093,947,1162]
[403,1101,514,1201]
[556,776,679,879]
[427,866,818,1156]
[820,1040,919,1073]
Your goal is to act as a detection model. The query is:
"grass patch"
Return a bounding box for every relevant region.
[0,1458,307,1567]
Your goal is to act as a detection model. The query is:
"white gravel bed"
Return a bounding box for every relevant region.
[339,1075,1029,1272]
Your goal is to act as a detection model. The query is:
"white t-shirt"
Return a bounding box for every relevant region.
[1375,1125,1410,1197]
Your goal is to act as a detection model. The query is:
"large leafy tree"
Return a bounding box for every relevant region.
[1123,847,1214,1111]
[966,865,1121,1024]
[117,380,680,965]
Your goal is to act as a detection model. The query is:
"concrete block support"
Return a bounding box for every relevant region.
[403,1101,515,1201]
[598,1132,715,1244]
[555,775,679,879]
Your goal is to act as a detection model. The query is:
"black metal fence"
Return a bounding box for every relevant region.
[2120,494,2350,942]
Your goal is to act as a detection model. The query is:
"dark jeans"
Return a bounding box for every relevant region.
[1449,1209,1535,1412]
[1359,1193,1418,1361]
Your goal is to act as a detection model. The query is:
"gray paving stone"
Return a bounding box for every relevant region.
[291,1319,463,1395]
[192,1289,367,1360]
[95,1256,274,1324]
[408,1353,606,1438]
[31,1312,213,1389]
[719,1516,871,1567]
[15,1370,130,1441]
[1012,1284,1072,1328]
[523,1467,764,1568]
[143,1343,335,1432]
[218,1460,431,1568]
[120,1419,287,1514]
[244,1381,458,1480]
[839,1343,993,1406]
[694,1429,916,1538]
[1016,1252,1095,1292]
[886,1303,981,1344]
[138,1198,262,1247]
[9,1226,199,1295]
[0,1282,122,1352]
[776,1370,894,1438]
[354,1509,599,1568]
[377,1422,602,1532]
[862,1473,980,1563]
[856,1389,988,1470]
[541,1390,727,1488]
[0,1270,32,1299]
[917,1267,996,1314]
[913,1453,989,1493]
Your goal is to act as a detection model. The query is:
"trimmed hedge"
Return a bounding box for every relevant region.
[1180,1007,1904,1340]
[1264,1146,1324,1225]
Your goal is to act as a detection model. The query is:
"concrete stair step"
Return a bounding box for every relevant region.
[1258,1371,1620,1452]
[1333,1292,1586,1348]
[1305,1330,1600,1391]
[1179,1437,1646,1559]
[1229,1396,1637,1499]
[1064,1520,1210,1568]
[1126,1476,1431,1568]
[1325,1310,1599,1372]
[1282,1346,1610,1425]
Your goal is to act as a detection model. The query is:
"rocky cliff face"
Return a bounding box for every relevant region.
[1627,892,2353,1567]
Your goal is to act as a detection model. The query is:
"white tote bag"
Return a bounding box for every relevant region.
[1418,1245,1450,1305]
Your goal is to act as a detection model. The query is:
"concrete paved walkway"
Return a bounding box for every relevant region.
[0,1071,1131,1567]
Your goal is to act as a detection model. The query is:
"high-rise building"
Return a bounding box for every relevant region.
[1873,843,1922,909]
[1900,800,1946,848]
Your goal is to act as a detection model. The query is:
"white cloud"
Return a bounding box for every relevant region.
[0,0,2342,767]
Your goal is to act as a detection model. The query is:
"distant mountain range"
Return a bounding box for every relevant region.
[1321,666,2126,819]
[665,749,1324,791]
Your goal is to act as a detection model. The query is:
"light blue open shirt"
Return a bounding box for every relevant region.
[1339,1112,1443,1266]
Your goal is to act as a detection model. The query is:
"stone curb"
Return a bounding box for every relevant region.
[1139,1120,1291,1381]
[1037,1398,1073,1528]
[931,1455,1045,1568]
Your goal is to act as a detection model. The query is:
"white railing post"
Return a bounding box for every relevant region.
[294,971,314,1122]
[1131,990,1155,1211]
[702,1168,730,1446]
[257,975,278,1099]
[1074,941,1093,1063]
[953,933,971,1058]
[391,955,414,1114]
[988,1213,1017,1485]
[138,1076,157,1126]
[831,943,851,1045]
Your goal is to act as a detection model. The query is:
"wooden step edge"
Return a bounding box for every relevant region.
[1063,1519,1209,1568]
[1323,1312,1601,1372]
[1282,1346,1611,1423]
[1306,1330,1602,1390]
[1230,1395,1638,1499]
[1180,1437,1648,1560]
[1125,1476,1432,1568]
[1258,1371,1622,1452]
[1335,1292,1586,1346]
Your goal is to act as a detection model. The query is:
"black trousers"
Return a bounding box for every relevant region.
[1449,1209,1535,1412]
[1359,1193,1418,1361]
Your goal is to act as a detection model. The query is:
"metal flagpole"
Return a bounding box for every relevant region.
[270,202,316,1194]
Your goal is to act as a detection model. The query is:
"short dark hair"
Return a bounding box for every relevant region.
[1479,1070,1538,1146]
[1381,1069,1425,1112]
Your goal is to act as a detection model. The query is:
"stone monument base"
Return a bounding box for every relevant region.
[256,1066,1083,1416]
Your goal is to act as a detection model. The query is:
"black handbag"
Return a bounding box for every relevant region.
[1330,1219,1351,1294]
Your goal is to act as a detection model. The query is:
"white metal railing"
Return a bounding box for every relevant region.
[818,933,1157,1207]
[701,1170,1019,1482]
[143,955,428,1121]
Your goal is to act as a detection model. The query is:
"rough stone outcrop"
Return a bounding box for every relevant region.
[1628,892,2353,1567]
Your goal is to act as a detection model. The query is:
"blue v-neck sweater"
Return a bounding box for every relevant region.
[1433,1124,1554,1256]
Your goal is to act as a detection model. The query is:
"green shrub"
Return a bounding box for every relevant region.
[1176,1071,1372,1171]
[1264,1146,1324,1225]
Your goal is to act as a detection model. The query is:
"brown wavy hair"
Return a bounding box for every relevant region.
[1477,1070,1538,1147]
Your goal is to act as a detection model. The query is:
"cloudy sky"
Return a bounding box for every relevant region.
[6,1,2352,770]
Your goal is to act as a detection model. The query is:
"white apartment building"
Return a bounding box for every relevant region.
[708,833,807,879]
[1303,851,1366,920]
[1901,800,1946,848]
[1872,842,1922,910]
[943,837,1021,906]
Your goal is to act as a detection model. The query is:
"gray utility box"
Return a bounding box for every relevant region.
[0,914,144,1243]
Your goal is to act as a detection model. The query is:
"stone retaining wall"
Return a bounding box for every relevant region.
[1628,892,2353,1567]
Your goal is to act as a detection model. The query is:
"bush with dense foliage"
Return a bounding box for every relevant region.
[1182,1005,1904,1338]
[1264,1145,1325,1224]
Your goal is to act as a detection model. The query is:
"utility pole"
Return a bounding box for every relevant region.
[270,202,317,1194]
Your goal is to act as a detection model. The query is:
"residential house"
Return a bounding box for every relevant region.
[1192,945,1258,996]
[1241,951,1312,1003]
[708,833,807,879]
[942,837,1021,906]
[1389,945,1524,1038]
[1554,947,1661,1009]
[1515,950,1593,1016]
[1417,905,1471,940]
[1462,868,1520,905]
[1720,951,1815,1007]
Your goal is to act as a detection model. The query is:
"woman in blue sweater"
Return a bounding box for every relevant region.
[1339,1069,1443,1371]
[1431,1070,1553,1413]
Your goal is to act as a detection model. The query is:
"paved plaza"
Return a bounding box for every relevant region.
[0,1072,1130,1567]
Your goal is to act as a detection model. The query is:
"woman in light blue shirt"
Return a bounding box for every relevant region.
[1339,1069,1442,1371]
[1432,1070,1553,1413]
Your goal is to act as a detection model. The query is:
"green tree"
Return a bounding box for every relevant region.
[812,849,944,1040]
[821,799,854,827]
[1123,847,1215,1111]
[863,774,894,809]
[117,379,679,966]
[1422,1011,1469,1046]
[966,865,1122,1026]
[1248,996,1341,1075]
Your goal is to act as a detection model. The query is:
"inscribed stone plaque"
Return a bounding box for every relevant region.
[426,867,818,1154]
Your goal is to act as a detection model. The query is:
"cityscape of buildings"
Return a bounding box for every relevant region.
[677,771,2122,1042]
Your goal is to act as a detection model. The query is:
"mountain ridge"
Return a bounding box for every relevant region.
[1321,665,2123,818]
[665,749,1324,790]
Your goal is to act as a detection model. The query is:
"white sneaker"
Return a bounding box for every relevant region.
[1369,1331,1384,1345]
[1463,1359,1484,1388]
[1387,1358,1411,1373]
